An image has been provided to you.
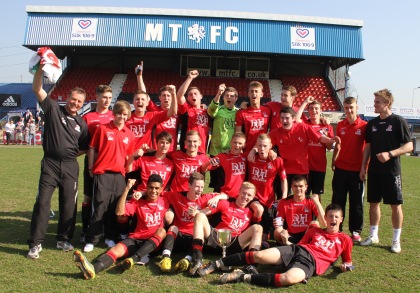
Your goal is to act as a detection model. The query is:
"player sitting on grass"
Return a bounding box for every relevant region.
[73,175,170,280]
[204,204,354,287]
[157,172,228,273]
[273,175,326,245]
[189,182,263,277]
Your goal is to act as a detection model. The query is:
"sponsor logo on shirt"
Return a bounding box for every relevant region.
[150,170,169,180]
[196,113,209,126]
[292,214,309,226]
[130,124,146,137]
[229,216,248,231]
[298,136,304,142]
[145,212,162,227]
[75,125,81,132]
[355,129,361,135]
[386,125,393,132]
[123,137,129,144]
[251,167,267,182]
[181,164,199,178]
[314,234,338,252]
[162,117,177,128]
[372,126,377,132]
[250,118,265,131]
[231,162,246,175]
[61,117,67,125]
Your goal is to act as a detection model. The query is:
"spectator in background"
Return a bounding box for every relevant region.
[15,118,24,144]
[23,109,32,125]
[5,120,15,145]
[24,122,30,145]
[28,119,37,145]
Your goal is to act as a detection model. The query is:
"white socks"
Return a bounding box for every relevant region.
[392,228,401,243]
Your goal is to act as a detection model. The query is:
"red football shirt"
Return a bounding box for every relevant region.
[235,106,271,154]
[276,198,319,234]
[299,227,353,275]
[335,117,367,171]
[210,200,253,237]
[126,111,170,150]
[269,123,321,175]
[247,157,286,208]
[305,121,334,172]
[83,110,114,137]
[90,122,135,175]
[207,153,247,198]
[163,191,217,235]
[179,103,210,154]
[266,102,307,130]
[148,104,179,152]
[167,151,209,192]
[131,155,174,190]
[124,196,170,240]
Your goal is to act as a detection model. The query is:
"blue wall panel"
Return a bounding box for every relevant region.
[24,13,363,59]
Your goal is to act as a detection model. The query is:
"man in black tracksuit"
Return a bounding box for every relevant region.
[27,63,89,259]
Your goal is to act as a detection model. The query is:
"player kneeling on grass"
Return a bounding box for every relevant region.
[189,182,263,277]
[73,175,170,280]
[273,175,326,245]
[203,204,353,287]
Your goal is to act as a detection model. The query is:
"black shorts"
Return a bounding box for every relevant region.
[83,155,94,197]
[276,245,316,279]
[288,232,306,244]
[306,170,326,195]
[173,232,193,254]
[249,198,274,234]
[120,237,161,257]
[209,165,223,192]
[119,238,147,256]
[367,172,403,205]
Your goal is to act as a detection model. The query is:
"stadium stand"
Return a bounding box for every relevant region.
[49,67,116,102]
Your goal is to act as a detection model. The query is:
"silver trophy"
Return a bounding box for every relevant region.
[215,229,232,258]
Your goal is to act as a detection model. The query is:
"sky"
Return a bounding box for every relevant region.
[1,0,420,110]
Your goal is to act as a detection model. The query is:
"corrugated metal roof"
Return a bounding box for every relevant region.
[26,6,363,27]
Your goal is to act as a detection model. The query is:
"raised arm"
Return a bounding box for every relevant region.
[295,96,314,123]
[311,194,326,227]
[32,64,47,103]
[116,179,137,216]
[167,85,178,118]
[135,61,146,92]
[208,84,226,117]
[176,70,199,105]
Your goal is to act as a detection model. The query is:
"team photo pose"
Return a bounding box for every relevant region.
[360,89,412,253]
[74,175,170,280]
[208,204,353,288]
